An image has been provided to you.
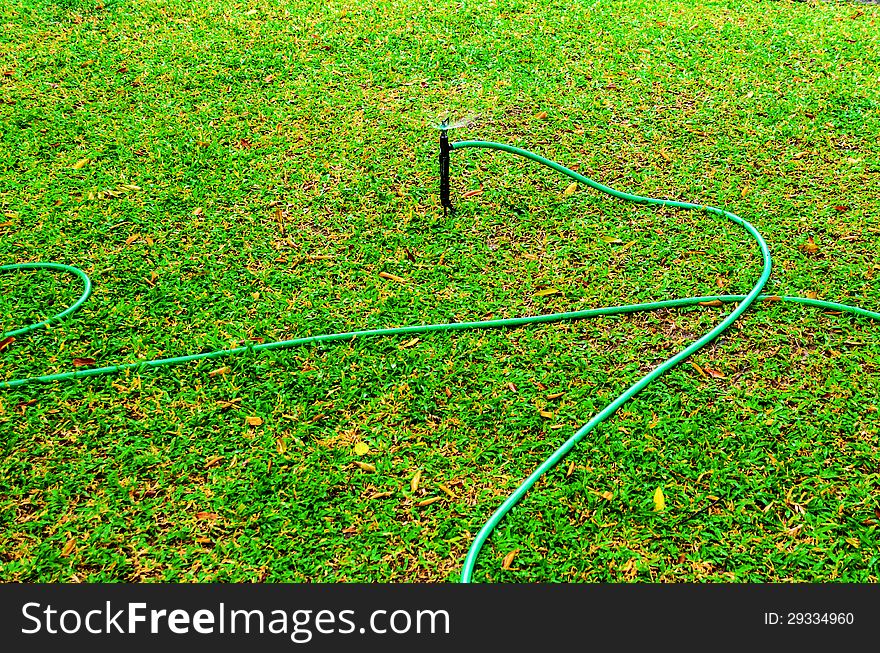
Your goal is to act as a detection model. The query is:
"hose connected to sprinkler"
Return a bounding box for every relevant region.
[2,136,878,582]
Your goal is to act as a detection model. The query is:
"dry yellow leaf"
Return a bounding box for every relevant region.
[400,337,420,349]
[563,182,578,197]
[72,158,90,170]
[379,271,407,283]
[438,484,455,499]
[566,460,575,478]
[354,461,376,473]
[653,486,666,512]
[501,549,519,570]
[354,442,370,456]
[410,469,422,493]
[208,366,230,377]
[245,416,263,426]
[370,491,393,499]
[535,111,548,119]
[204,455,223,468]
[599,235,623,244]
[535,288,560,297]
[416,497,441,507]
[539,410,554,419]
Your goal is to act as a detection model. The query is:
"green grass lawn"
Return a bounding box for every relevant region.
[1,0,878,582]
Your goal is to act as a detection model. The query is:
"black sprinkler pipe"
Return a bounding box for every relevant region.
[439,129,453,217]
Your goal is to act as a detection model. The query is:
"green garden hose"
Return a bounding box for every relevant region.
[2,140,878,583]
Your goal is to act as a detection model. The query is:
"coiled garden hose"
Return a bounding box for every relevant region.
[2,140,878,583]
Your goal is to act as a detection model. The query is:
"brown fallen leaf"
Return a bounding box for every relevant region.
[501,549,519,570]
[698,300,723,307]
[704,367,726,379]
[462,188,483,198]
[833,205,848,213]
[204,455,223,468]
[416,497,442,507]
[72,357,96,367]
[410,469,422,493]
[806,290,818,300]
[0,336,15,352]
[196,512,219,521]
[193,207,203,216]
[61,538,76,557]
[539,410,554,419]
[125,233,140,246]
[799,236,819,255]
[245,416,263,426]
[566,460,575,478]
[547,392,564,400]
[354,461,376,473]
[208,366,230,377]
[535,111,548,119]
